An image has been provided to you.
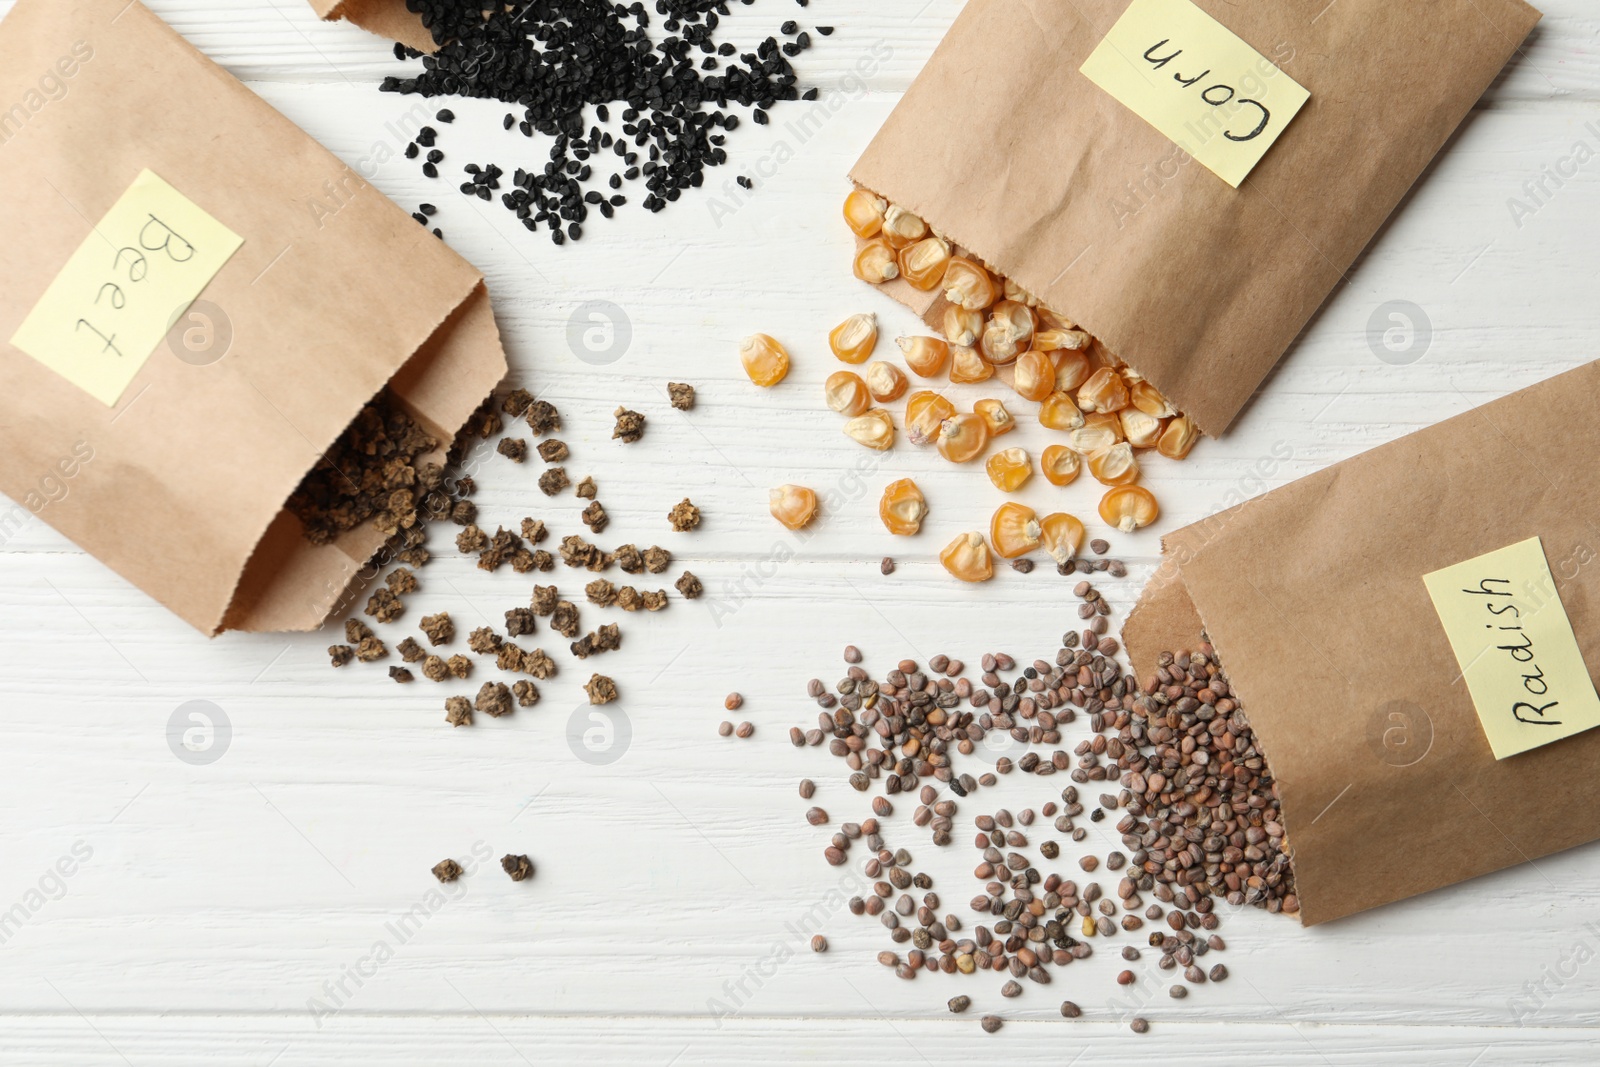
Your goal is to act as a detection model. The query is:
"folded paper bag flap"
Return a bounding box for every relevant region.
[1127,360,1600,925]
[309,0,436,53]
[850,0,1541,434]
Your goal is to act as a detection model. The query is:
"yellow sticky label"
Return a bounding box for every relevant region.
[1424,537,1600,760]
[10,169,243,406]
[1079,0,1310,188]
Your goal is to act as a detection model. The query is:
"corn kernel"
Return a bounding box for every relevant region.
[829,312,878,364]
[1067,412,1123,453]
[843,189,886,238]
[1039,390,1085,431]
[865,360,909,403]
[942,257,997,311]
[1087,442,1140,486]
[882,205,928,248]
[898,335,951,378]
[879,478,928,535]
[1041,444,1082,486]
[1119,407,1164,449]
[1157,415,1199,460]
[949,345,994,384]
[974,398,1015,437]
[979,301,1035,365]
[940,531,994,583]
[1037,306,1075,330]
[1003,278,1038,306]
[769,485,819,530]
[1100,485,1160,532]
[824,370,871,417]
[942,306,983,348]
[986,447,1032,492]
[740,333,790,387]
[854,239,900,284]
[1077,366,1130,414]
[989,502,1042,559]
[1130,379,1177,419]
[898,237,953,291]
[1038,512,1085,565]
[1034,328,1090,352]
[1054,349,1093,393]
[843,408,895,451]
[905,391,956,446]
[936,412,990,463]
[1011,349,1055,403]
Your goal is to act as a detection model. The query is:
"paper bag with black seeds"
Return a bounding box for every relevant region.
[0,0,507,636]
[851,0,1540,435]
[1122,360,1600,925]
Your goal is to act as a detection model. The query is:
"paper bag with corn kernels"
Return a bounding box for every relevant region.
[0,0,508,636]
[851,0,1540,436]
[1122,360,1600,925]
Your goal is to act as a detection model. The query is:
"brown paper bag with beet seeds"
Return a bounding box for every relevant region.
[850,0,1540,435]
[1122,360,1600,925]
[0,0,507,636]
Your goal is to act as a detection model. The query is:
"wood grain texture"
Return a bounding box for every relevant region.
[2,0,1600,1061]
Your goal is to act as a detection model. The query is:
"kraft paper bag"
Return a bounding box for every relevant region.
[850,0,1541,435]
[0,0,508,636]
[308,0,437,53]
[1123,360,1600,924]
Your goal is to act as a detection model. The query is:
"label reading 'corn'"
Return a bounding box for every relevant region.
[1079,0,1309,188]
[1424,537,1600,760]
[10,169,243,406]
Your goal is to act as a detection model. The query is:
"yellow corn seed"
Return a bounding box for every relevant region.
[1067,412,1123,453]
[843,409,895,451]
[740,333,790,387]
[942,305,983,348]
[940,531,994,583]
[1041,444,1082,486]
[936,412,990,463]
[829,312,878,364]
[1039,391,1085,431]
[1038,512,1085,564]
[769,485,819,530]
[879,478,928,535]
[986,447,1032,493]
[1087,442,1140,486]
[979,300,1035,365]
[865,360,909,403]
[1129,379,1177,418]
[898,237,953,291]
[881,205,928,249]
[1003,278,1038,306]
[974,398,1015,437]
[1077,366,1130,414]
[949,345,994,384]
[1054,349,1093,393]
[989,501,1042,559]
[898,335,951,378]
[824,370,871,417]
[1034,328,1090,352]
[1011,349,1055,403]
[843,189,887,238]
[1119,407,1164,449]
[854,239,900,284]
[1157,415,1199,460]
[942,257,997,311]
[1100,485,1160,532]
[905,391,956,446]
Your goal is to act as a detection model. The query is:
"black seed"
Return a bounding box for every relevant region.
[436,108,455,123]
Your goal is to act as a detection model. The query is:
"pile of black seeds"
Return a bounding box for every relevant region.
[381,0,828,244]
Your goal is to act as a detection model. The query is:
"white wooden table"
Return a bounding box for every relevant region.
[3,0,1599,1062]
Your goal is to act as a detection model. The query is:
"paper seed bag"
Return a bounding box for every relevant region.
[308,0,437,54]
[1123,361,1600,925]
[0,0,508,636]
[851,0,1541,434]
